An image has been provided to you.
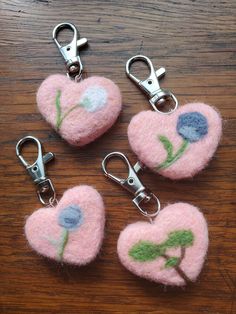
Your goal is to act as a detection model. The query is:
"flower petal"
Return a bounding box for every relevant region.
[79,86,107,112]
[58,205,83,231]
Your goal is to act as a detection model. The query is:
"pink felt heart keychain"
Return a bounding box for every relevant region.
[16,136,105,265]
[117,203,208,286]
[102,152,208,286]
[25,185,105,265]
[37,23,122,146]
[37,74,121,146]
[126,55,222,179]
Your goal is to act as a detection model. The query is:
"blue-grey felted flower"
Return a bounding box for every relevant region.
[177,112,208,143]
[58,205,83,231]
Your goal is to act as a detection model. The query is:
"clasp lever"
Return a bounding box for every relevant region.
[16,136,56,205]
[53,22,88,79]
[126,55,178,114]
[102,152,160,219]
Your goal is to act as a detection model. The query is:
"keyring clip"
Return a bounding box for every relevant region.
[53,22,88,80]
[126,55,178,114]
[16,136,56,206]
[102,152,161,219]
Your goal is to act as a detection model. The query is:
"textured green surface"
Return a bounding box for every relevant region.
[164,230,194,248]
[129,230,194,269]
[165,257,180,268]
[129,241,165,262]
[156,135,189,170]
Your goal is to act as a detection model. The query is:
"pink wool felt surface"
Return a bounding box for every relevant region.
[117,203,208,286]
[128,103,222,179]
[25,186,105,265]
[37,74,122,146]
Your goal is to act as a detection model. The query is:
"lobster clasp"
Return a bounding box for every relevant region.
[126,55,178,114]
[16,136,56,205]
[102,152,160,219]
[53,22,88,80]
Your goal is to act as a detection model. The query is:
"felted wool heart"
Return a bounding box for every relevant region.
[117,203,208,286]
[128,103,222,179]
[37,74,122,146]
[25,185,105,265]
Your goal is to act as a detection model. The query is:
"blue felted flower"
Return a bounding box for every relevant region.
[177,112,208,143]
[156,111,209,170]
[58,205,83,231]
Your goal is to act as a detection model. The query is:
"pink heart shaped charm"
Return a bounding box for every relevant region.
[25,186,105,265]
[117,203,208,286]
[128,103,222,179]
[37,74,122,146]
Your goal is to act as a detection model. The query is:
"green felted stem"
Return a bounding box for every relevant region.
[158,135,174,162]
[61,97,92,122]
[156,138,189,170]
[55,90,62,130]
[54,94,92,130]
[57,228,69,261]
[58,104,81,129]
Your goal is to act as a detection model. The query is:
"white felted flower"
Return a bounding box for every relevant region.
[79,86,107,112]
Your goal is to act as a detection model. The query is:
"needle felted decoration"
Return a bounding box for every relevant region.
[117,203,208,286]
[25,186,105,265]
[37,74,122,146]
[128,103,222,179]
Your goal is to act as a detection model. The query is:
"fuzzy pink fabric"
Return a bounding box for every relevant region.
[117,203,208,286]
[25,186,105,265]
[37,74,122,146]
[128,103,222,179]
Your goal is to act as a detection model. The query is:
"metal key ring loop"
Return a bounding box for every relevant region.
[134,192,161,219]
[149,90,179,115]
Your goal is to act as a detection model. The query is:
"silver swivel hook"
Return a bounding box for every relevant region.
[16,136,56,206]
[102,152,161,220]
[126,55,178,114]
[53,22,88,80]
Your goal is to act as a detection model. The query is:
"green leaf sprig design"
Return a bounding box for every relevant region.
[55,90,86,130]
[156,112,209,170]
[156,135,189,170]
[54,86,107,131]
[129,230,194,283]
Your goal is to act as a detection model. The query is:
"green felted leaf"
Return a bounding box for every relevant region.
[129,241,165,262]
[164,230,194,249]
[165,257,180,268]
[158,135,173,161]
